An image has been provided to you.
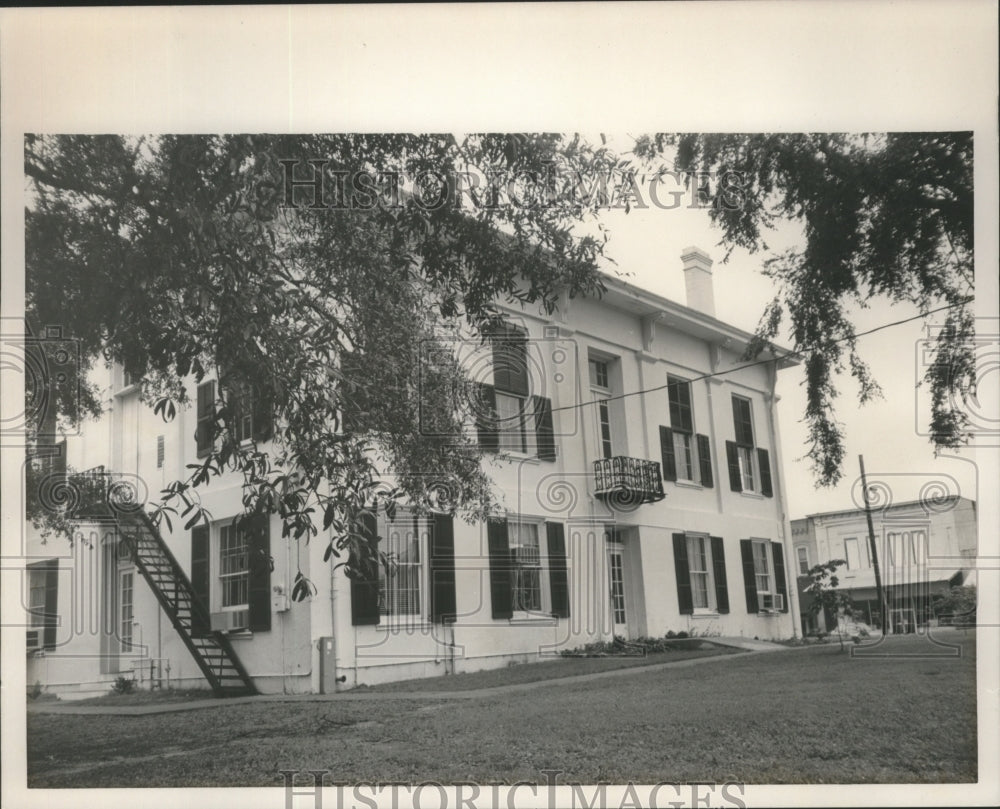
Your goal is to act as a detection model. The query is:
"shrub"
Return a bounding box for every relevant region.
[111,676,136,695]
[28,680,43,700]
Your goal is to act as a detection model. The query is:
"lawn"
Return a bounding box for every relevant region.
[359,641,739,692]
[26,631,977,787]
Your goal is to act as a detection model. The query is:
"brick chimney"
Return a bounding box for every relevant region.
[680,246,715,317]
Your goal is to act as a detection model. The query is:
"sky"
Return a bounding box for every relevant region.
[570,148,982,520]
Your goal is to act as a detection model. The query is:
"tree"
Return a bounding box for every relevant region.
[634,133,974,486]
[802,559,856,650]
[933,583,977,626]
[24,134,614,581]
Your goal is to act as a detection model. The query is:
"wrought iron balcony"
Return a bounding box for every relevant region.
[593,457,665,506]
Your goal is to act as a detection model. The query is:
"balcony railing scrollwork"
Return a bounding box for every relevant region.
[593,456,665,507]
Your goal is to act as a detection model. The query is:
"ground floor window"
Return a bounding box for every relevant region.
[378,510,428,618]
[219,524,249,609]
[687,534,715,610]
[119,569,134,652]
[509,521,543,612]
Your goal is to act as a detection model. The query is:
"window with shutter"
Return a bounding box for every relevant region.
[729,395,773,497]
[27,559,59,651]
[478,325,553,459]
[673,533,725,613]
[740,538,786,613]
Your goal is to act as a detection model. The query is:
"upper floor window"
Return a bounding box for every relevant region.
[589,359,609,390]
[725,395,773,497]
[588,353,621,461]
[475,325,556,462]
[844,536,864,570]
[660,377,713,487]
[796,545,810,575]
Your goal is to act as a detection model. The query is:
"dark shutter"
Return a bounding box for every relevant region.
[247,514,272,632]
[546,522,570,619]
[740,539,759,614]
[672,533,693,615]
[430,514,456,624]
[350,511,381,626]
[710,536,729,614]
[697,434,713,488]
[758,448,773,497]
[196,381,215,458]
[190,525,211,637]
[476,383,499,452]
[252,385,274,442]
[534,396,556,461]
[487,518,512,619]
[42,560,59,650]
[492,326,529,396]
[726,441,742,492]
[772,541,789,613]
[660,426,677,482]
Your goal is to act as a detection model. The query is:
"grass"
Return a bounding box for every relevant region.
[360,641,738,692]
[68,687,216,706]
[26,631,977,787]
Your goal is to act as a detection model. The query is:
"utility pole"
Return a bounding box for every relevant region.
[859,455,889,636]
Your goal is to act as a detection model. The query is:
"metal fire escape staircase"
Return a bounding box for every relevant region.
[74,469,257,697]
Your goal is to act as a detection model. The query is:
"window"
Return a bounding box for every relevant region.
[668,376,696,479]
[726,395,773,497]
[219,524,249,609]
[28,571,47,629]
[661,377,713,487]
[753,541,773,602]
[589,355,620,460]
[475,324,554,459]
[509,521,543,612]
[496,390,534,454]
[378,510,427,618]
[597,399,613,459]
[687,535,715,610]
[26,560,58,651]
[673,533,728,615]
[487,518,569,621]
[608,546,626,625]
[844,537,862,570]
[589,359,609,389]
[740,539,788,613]
[796,546,809,575]
[119,570,134,652]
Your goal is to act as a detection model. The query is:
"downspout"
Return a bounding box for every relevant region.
[767,360,801,639]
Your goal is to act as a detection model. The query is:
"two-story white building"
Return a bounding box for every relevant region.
[24,247,801,699]
[791,496,977,635]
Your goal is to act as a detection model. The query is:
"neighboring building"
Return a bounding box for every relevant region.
[23,247,801,699]
[792,497,977,635]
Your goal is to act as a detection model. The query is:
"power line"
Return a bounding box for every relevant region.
[545,297,973,415]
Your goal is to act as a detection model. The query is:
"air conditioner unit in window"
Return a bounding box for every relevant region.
[210,609,249,632]
[761,593,784,613]
[26,629,42,652]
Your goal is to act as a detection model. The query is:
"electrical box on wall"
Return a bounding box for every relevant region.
[271,594,289,613]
